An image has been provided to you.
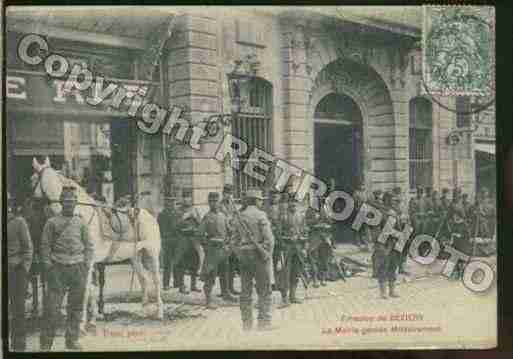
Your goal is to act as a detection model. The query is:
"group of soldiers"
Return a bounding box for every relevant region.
[158,184,338,330]
[354,184,496,299]
[7,180,496,349]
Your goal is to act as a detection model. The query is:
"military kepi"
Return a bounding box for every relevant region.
[208,192,220,201]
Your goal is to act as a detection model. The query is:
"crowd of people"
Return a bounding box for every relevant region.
[7,180,497,350]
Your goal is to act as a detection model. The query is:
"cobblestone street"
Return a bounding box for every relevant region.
[23,251,497,351]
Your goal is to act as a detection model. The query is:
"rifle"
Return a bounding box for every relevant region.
[226,197,271,262]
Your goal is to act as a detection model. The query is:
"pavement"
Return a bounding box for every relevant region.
[19,243,497,351]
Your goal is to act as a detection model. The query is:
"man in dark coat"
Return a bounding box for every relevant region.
[7,193,33,351]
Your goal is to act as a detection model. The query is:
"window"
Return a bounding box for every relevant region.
[456,96,471,128]
[232,79,272,198]
[409,97,433,190]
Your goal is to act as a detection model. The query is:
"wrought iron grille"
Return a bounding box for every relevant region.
[232,113,272,198]
[409,98,433,190]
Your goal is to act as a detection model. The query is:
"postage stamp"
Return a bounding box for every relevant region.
[422,6,495,97]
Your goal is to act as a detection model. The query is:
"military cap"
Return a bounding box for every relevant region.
[61,186,78,201]
[208,192,220,201]
[442,188,449,194]
[372,189,383,196]
[245,189,265,200]
[392,186,402,195]
[223,184,234,194]
[417,187,424,193]
[182,187,193,197]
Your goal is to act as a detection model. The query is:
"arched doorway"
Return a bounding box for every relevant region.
[314,93,363,193]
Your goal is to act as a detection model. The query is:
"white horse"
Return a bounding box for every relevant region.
[31,157,164,325]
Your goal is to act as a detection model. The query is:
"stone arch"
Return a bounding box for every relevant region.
[309,58,396,191]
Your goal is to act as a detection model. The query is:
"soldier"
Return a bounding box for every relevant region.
[158,194,185,292]
[199,192,234,309]
[278,196,308,308]
[40,186,94,351]
[353,182,371,250]
[471,187,496,240]
[461,193,472,221]
[434,188,451,240]
[393,195,410,275]
[219,184,240,297]
[305,195,332,287]
[237,189,275,331]
[369,190,384,278]
[427,190,441,237]
[409,187,428,235]
[7,193,33,352]
[179,188,203,293]
[266,190,285,291]
[373,191,401,299]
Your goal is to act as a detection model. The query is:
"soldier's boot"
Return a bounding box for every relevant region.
[205,291,217,310]
[289,285,303,304]
[388,281,400,298]
[228,272,240,295]
[190,275,201,292]
[379,281,388,299]
[65,341,83,351]
[278,291,290,309]
[312,275,320,288]
[179,284,190,295]
[40,338,53,351]
[242,320,253,331]
[320,272,327,286]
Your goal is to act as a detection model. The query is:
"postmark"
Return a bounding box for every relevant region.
[422,6,495,97]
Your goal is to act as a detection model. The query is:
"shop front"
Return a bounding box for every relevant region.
[6,30,162,207]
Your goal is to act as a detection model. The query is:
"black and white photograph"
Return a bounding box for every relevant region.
[3,5,497,351]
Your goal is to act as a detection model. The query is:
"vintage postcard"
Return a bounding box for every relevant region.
[4,5,496,351]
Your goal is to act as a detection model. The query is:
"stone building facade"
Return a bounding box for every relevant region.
[6,8,495,213]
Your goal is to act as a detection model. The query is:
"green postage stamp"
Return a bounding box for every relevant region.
[422,6,495,96]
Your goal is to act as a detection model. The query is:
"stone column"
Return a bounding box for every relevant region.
[281,22,312,176]
[167,13,223,206]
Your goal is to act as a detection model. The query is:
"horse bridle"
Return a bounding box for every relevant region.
[32,167,132,232]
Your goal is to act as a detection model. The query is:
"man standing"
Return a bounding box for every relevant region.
[7,193,33,352]
[373,192,401,299]
[157,194,184,292]
[266,190,286,291]
[179,188,203,293]
[40,186,94,351]
[219,184,240,298]
[409,187,428,235]
[278,197,308,307]
[237,189,275,331]
[199,192,233,309]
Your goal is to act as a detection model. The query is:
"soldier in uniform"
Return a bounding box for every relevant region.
[461,193,472,221]
[393,194,410,275]
[428,190,442,237]
[40,186,94,351]
[179,188,203,293]
[353,182,371,250]
[372,191,401,299]
[409,187,428,235]
[305,194,332,287]
[438,188,452,242]
[199,192,234,309]
[278,196,308,307]
[219,184,240,297]
[7,193,33,351]
[266,190,286,291]
[157,194,184,292]
[237,189,275,331]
